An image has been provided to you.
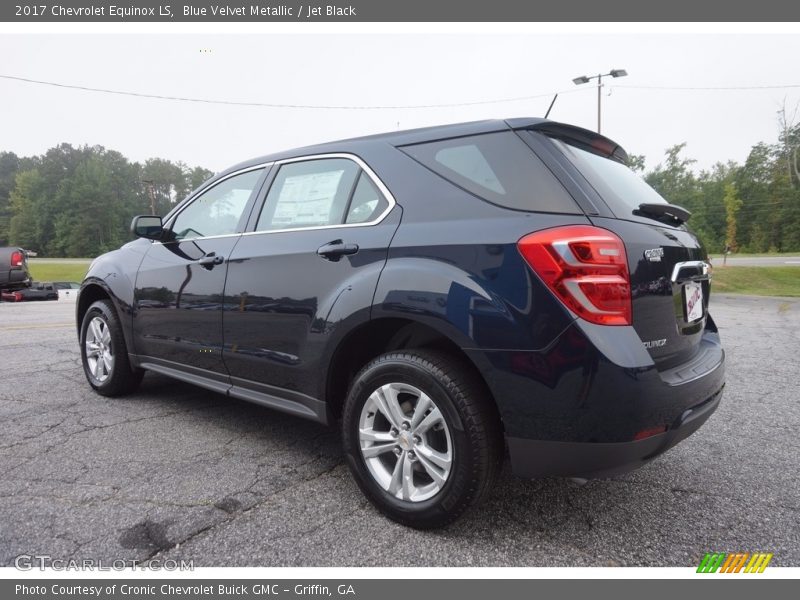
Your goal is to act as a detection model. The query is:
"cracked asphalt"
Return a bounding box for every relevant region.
[1,295,798,567]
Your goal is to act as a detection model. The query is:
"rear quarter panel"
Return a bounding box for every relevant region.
[369,145,589,352]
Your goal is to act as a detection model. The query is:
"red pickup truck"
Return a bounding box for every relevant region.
[0,247,32,292]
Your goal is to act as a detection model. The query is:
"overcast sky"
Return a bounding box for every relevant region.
[2,33,800,173]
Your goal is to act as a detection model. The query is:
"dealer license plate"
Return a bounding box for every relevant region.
[684,281,704,322]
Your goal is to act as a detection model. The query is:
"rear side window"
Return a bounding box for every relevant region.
[400,131,580,214]
[345,172,389,224]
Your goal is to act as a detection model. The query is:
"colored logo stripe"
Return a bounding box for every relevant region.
[697,553,726,573]
[697,552,773,573]
[745,553,773,573]
[720,553,749,573]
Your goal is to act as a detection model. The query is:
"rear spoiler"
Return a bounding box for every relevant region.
[515,120,629,165]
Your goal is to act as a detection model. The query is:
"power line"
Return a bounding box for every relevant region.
[0,73,586,110]
[5,73,799,112]
[614,83,800,91]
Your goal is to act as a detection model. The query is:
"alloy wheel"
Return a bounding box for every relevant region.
[85,316,114,383]
[358,382,453,502]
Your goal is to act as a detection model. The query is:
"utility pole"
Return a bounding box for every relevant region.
[142,180,157,215]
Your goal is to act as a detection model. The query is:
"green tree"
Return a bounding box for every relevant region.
[140,158,186,215]
[52,155,122,256]
[0,151,21,245]
[4,144,210,257]
[187,165,214,192]
[8,169,45,251]
[626,153,647,173]
[722,182,743,251]
[645,143,721,250]
[735,143,773,252]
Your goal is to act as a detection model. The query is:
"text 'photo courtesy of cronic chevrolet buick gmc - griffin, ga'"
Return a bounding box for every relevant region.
[75,118,725,528]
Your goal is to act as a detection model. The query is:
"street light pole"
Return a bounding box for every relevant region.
[572,69,628,134]
[597,73,602,133]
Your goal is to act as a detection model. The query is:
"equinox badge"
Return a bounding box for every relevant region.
[644,247,664,262]
[643,338,667,349]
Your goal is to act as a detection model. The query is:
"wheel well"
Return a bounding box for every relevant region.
[325,318,501,428]
[76,284,111,334]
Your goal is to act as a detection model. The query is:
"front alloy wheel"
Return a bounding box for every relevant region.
[85,316,114,383]
[80,299,143,396]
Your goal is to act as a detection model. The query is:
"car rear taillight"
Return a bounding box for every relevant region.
[10,251,24,267]
[517,225,632,326]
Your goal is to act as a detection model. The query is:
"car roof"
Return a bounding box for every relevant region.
[178,117,626,210]
[216,117,550,177]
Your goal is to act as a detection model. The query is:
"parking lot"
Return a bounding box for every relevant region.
[1,295,798,567]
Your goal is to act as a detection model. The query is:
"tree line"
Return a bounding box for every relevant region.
[629,117,800,253]
[2,123,800,256]
[0,144,213,257]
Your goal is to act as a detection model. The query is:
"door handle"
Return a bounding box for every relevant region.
[317,240,359,262]
[198,253,225,269]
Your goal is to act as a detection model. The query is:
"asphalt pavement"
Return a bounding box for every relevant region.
[0,295,798,567]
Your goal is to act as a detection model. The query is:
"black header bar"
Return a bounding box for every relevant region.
[3,0,800,22]
[4,579,798,600]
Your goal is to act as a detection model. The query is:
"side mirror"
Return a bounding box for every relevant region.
[131,215,164,240]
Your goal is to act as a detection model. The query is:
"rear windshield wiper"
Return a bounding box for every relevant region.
[635,202,691,225]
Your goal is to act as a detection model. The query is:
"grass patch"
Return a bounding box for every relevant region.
[709,251,800,259]
[28,260,92,283]
[712,266,800,297]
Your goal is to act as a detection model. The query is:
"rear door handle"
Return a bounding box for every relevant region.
[317,240,359,262]
[198,253,225,269]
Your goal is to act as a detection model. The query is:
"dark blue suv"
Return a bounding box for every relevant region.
[77,118,725,528]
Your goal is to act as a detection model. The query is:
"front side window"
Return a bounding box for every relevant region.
[170,168,264,241]
[256,158,362,231]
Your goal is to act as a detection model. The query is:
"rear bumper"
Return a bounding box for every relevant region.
[467,315,725,479]
[1,269,31,291]
[507,386,722,478]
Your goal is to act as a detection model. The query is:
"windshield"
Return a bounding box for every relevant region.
[548,137,669,218]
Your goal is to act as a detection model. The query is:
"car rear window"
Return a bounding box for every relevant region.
[400,132,581,214]
[546,137,669,217]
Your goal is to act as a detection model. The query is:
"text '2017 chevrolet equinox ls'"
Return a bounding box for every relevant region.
[77,118,725,528]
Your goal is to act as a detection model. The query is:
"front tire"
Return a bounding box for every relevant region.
[80,299,143,396]
[342,350,502,529]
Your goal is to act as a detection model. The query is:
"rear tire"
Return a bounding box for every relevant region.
[342,349,502,529]
[80,299,143,397]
